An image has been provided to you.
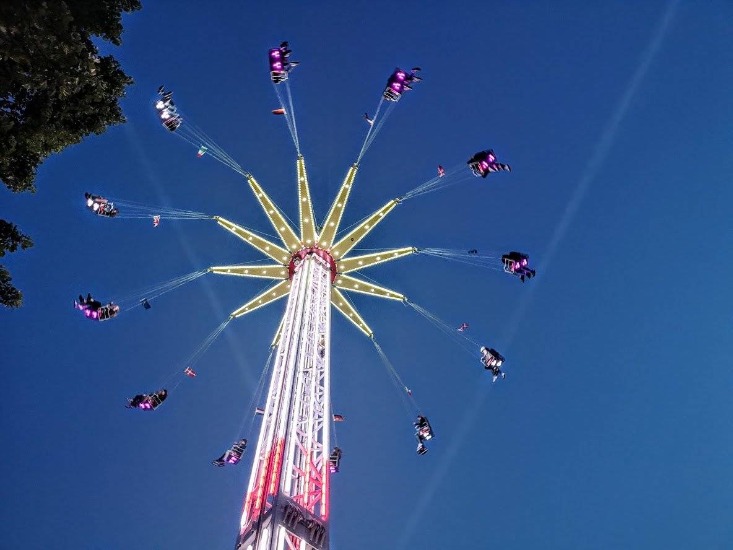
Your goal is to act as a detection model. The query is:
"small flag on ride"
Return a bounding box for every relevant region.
[184,367,196,377]
[437,165,445,177]
[272,108,286,115]
[153,215,160,227]
[255,407,265,415]
[333,414,345,422]
[457,322,469,332]
[363,113,374,126]
[196,145,208,157]
[406,388,412,396]
[141,298,152,310]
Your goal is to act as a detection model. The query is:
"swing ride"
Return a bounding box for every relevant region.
[77,40,539,550]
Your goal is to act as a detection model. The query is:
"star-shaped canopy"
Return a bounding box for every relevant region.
[211,156,415,338]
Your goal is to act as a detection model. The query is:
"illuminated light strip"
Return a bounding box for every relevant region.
[210,264,289,280]
[333,273,405,301]
[329,198,400,260]
[214,216,291,264]
[251,467,267,518]
[297,156,318,246]
[320,268,332,521]
[331,287,373,337]
[336,246,416,274]
[244,444,272,522]
[269,439,286,495]
[247,176,302,253]
[322,443,329,520]
[318,164,359,248]
[245,438,282,525]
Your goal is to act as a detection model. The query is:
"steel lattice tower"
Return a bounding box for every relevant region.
[210,157,415,550]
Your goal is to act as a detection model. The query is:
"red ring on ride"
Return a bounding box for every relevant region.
[288,247,338,283]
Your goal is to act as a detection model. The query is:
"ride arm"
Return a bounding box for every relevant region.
[297,156,318,246]
[333,274,406,301]
[331,287,373,337]
[246,177,302,253]
[329,198,401,260]
[210,265,289,280]
[215,216,291,265]
[229,279,291,319]
[336,247,416,274]
[318,164,359,248]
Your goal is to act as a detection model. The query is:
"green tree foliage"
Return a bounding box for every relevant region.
[0,0,142,191]
[0,266,23,308]
[0,220,33,308]
[0,220,33,256]
[0,0,141,307]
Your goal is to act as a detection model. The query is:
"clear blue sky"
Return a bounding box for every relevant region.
[2,1,732,548]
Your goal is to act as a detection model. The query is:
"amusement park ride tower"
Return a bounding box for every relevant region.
[211,157,415,549]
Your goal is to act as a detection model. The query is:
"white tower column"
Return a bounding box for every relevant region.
[236,252,332,550]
